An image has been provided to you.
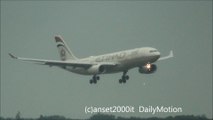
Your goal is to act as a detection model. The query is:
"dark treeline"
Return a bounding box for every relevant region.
[0,113,212,120]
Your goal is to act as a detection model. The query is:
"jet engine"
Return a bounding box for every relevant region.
[87,64,105,74]
[139,64,157,74]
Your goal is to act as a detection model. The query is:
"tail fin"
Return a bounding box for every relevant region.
[54,35,78,61]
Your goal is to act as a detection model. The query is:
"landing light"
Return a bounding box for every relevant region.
[146,64,151,69]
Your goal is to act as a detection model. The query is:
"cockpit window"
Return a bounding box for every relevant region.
[149,50,158,53]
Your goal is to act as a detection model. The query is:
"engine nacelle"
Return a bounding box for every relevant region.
[139,64,157,74]
[87,64,105,74]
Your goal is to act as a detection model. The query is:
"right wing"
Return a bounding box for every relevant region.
[9,53,118,68]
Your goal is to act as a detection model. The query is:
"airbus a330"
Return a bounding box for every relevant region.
[9,35,173,84]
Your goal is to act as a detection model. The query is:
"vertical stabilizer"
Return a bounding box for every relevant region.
[54,35,78,61]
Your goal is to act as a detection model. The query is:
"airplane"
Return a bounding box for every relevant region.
[9,35,173,84]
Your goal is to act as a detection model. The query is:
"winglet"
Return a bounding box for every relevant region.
[9,53,18,59]
[169,50,174,58]
[158,50,174,61]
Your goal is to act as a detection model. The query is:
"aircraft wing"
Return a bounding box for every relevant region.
[158,50,174,61]
[9,53,118,68]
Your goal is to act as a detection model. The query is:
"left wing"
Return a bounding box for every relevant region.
[9,53,118,68]
[158,50,174,61]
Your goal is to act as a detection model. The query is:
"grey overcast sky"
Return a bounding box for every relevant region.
[1,1,212,119]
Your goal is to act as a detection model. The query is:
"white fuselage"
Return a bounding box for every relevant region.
[63,47,160,75]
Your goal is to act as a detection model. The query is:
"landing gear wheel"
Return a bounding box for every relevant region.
[90,79,93,84]
[93,79,97,84]
[125,75,129,80]
[119,79,123,84]
[90,75,100,84]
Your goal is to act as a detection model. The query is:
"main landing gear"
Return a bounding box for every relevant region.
[119,70,129,84]
[89,74,100,84]
[89,71,130,84]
